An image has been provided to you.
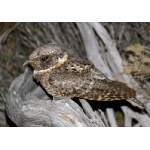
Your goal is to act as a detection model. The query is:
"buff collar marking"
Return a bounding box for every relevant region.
[34,54,68,75]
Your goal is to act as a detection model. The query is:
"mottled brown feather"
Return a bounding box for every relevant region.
[25,43,145,109]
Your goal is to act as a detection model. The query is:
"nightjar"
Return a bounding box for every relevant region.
[24,43,145,109]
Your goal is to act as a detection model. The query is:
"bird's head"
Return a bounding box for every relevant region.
[24,43,68,71]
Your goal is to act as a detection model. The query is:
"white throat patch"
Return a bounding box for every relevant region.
[33,54,68,75]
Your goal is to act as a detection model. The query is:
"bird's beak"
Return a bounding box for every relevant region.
[23,60,32,66]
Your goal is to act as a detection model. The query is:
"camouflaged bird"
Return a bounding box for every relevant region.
[24,43,145,109]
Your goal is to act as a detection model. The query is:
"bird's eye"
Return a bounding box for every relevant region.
[41,56,49,61]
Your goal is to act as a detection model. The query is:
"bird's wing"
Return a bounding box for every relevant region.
[49,57,109,99]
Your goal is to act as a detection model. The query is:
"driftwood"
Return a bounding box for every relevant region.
[6,68,107,127]
[4,22,150,126]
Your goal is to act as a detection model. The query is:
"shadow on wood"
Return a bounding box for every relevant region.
[6,67,107,127]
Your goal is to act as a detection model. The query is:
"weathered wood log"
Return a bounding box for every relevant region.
[6,67,107,127]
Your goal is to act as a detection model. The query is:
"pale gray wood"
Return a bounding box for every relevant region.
[106,108,118,127]
[121,106,150,127]
[79,99,106,127]
[6,68,106,127]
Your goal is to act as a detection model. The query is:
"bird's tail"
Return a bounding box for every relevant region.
[127,98,145,109]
